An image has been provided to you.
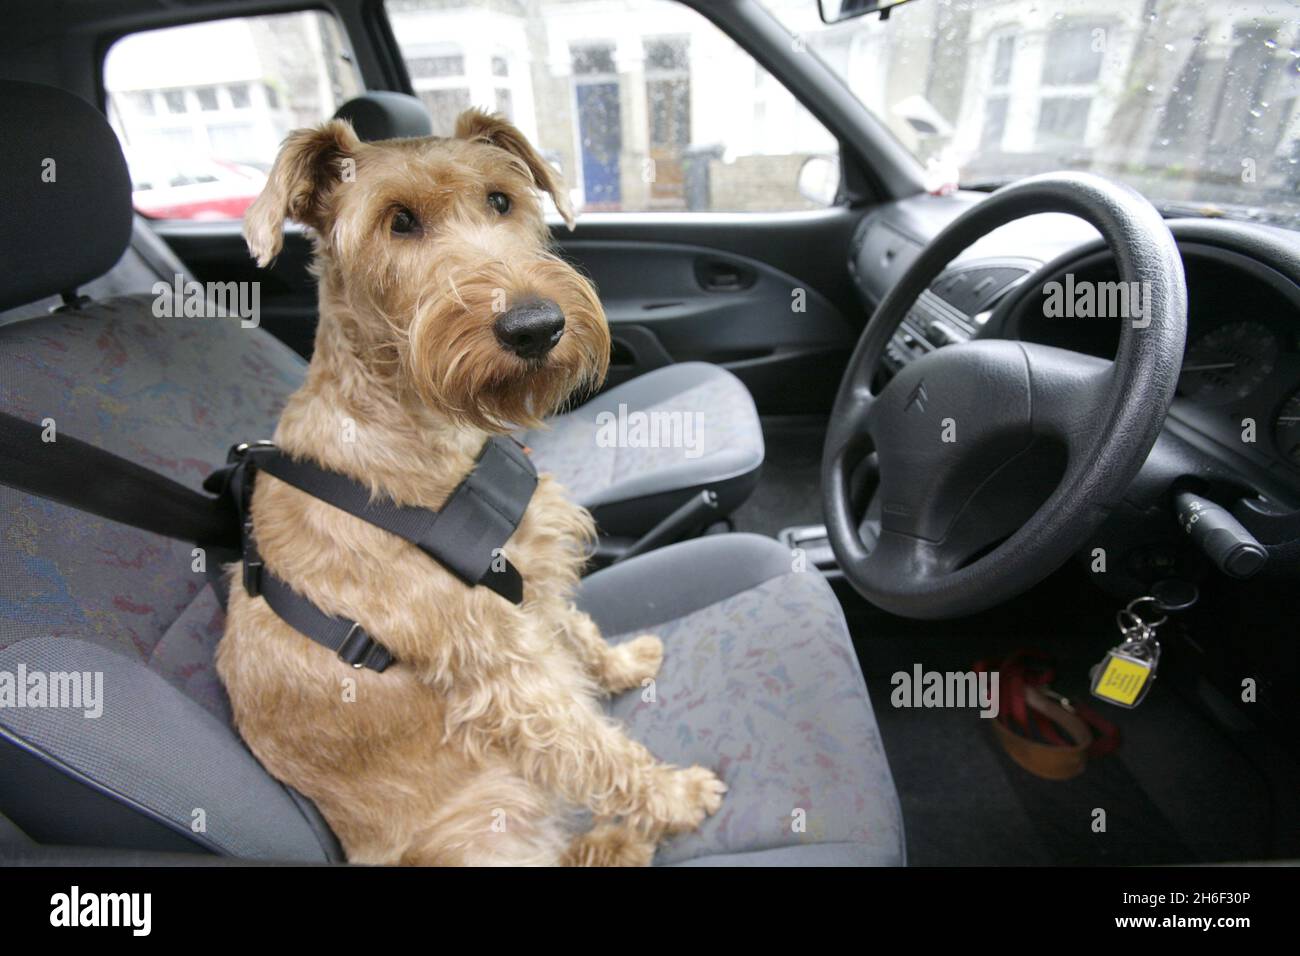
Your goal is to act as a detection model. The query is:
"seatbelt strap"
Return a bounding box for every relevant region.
[0,411,238,548]
[0,409,536,674]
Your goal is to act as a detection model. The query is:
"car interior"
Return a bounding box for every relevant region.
[1,0,1298,871]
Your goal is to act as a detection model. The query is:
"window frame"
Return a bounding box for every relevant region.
[1031,19,1111,152]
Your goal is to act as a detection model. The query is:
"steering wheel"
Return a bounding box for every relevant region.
[822,172,1187,619]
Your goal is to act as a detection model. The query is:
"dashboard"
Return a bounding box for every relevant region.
[849,193,1300,508]
[1003,243,1300,492]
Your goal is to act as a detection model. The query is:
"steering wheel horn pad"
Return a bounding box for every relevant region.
[822,172,1187,619]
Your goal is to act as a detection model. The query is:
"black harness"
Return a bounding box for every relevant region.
[210,436,538,673]
[0,410,538,674]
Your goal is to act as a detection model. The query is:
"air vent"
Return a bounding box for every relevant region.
[931,266,1026,317]
[882,263,1032,373]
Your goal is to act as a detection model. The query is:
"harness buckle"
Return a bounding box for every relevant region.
[227,439,276,464]
[239,512,263,596]
[337,623,374,669]
[242,557,263,597]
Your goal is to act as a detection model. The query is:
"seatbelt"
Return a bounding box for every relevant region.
[0,411,238,548]
[0,410,537,673]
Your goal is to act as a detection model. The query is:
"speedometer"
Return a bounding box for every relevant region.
[1274,390,1300,469]
[1177,321,1280,405]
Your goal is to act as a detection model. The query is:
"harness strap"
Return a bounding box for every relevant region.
[258,573,395,672]
[218,436,537,672]
[247,437,535,604]
[217,442,393,673]
[974,650,1120,780]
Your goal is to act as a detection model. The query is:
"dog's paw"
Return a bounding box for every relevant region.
[601,634,663,693]
[654,765,727,834]
[564,823,656,867]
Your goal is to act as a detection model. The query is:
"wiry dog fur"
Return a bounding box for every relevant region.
[217,109,725,866]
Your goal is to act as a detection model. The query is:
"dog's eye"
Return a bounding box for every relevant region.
[487,192,512,215]
[390,207,420,235]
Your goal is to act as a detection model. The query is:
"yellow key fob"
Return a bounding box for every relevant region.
[1090,649,1156,708]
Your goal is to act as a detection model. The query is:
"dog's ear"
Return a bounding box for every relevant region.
[454,108,575,230]
[244,120,362,267]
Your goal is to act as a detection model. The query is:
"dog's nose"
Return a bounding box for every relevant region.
[493,298,566,360]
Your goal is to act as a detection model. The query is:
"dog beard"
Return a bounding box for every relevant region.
[405,259,611,432]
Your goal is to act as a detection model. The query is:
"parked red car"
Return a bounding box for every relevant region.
[128,156,267,220]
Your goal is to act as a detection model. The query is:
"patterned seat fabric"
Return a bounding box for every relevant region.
[0,295,343,859]
[523,362,764,537]
[1,301,903,865]
[0,295,306,720]
[580,534,905,866]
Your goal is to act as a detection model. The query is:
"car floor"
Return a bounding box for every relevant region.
[729,415,827,537]
[739,415,1300,866]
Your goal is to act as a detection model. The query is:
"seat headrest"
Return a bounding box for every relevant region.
[333,91,433,142]
[0,81,134,311]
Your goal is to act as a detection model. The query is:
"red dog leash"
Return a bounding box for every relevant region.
[974,651,1119,780]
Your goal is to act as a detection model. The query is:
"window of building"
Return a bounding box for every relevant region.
[644,36,691,208]
[1041,22,1105,86]
[421,88,473,132]
[1033,21,1108,149]
[494,87,514,119]
[982,30,1017,151]
[409,54,466,78]
[405,46,472,134]
[991,34,1015,86]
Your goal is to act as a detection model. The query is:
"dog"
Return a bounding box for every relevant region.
[216,109,726,866]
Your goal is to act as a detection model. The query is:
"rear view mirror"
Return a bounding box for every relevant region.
[818,0,914,23]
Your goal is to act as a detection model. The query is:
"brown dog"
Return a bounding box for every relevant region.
[216,109,725,866]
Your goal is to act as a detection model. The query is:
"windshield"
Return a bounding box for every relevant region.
[764,0,1300,227]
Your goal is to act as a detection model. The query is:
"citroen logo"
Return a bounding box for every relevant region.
[905,379,929,414]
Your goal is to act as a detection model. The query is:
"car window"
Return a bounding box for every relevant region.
[104,12,363,221]
[383,0,839,213]
[763,0,1300,228]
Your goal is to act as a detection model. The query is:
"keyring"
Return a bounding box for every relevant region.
[1125,595,1167,630]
